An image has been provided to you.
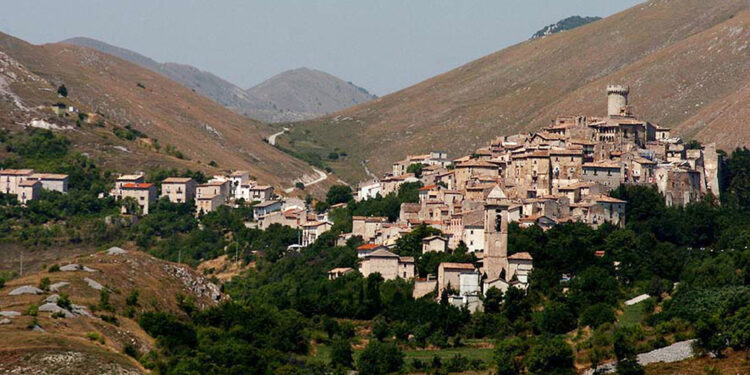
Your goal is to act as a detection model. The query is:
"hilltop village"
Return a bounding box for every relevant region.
[0,86,723,312]
[340,86,722,310]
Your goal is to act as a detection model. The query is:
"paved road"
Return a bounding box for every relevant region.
[267,127,289,146]
[284,168,328,193]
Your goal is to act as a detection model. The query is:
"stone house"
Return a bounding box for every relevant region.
[437,262,476,299]
[352,216,389,242]
[247,185,274,202]
[119,182,157,215]
[0,169,34,195]
[357,243,388,258]
[253,200,282,219]
[422,235,447,253]
[328,267,354,280]
[581,160,622,188]
[302,221,331,247]
[196,194,225,215]
[28,173,68,193]
[359,249,415,280]
[111,174,144,198]
[17,180,41,205]
[161,177,196,203]
[197,180,230,201]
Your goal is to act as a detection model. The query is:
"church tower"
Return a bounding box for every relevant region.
[484,186,509,280]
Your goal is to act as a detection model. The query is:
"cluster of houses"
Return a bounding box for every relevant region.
[109,171,276,215]
[330,85,722,311]
[0,169,69,204]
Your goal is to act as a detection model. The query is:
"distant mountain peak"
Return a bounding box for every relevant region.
[531,15,601,39]
[61,38,376,123]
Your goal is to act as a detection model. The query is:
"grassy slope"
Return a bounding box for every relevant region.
[281,0,749,183]
[0,32,323,189]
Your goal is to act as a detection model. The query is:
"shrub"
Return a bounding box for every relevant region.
[101,314,119,326]
[39,277,51,291]
[579,303,615,328]
[25,304,38,316]
[48,264,60,272]
[295,182,305,190]
[86,332,105,344]
[57,293,72,310]
[126,289,140,307]
[123,342,140,358]
[330,338,353,368]
[357,340,404,375]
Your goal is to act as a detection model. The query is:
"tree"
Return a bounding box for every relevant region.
[357,340,404,375]
[526,336,575,375]
[495,337,524,375]
[330,338,353,368]
[579,303,615,328]
[406,163,424,178]
[533,301,577,334]
[372,316,390,341]
[484,287,503,314]
[614,327,644,375]
[694,315,726,357]
[295,182,305,190]
[327,185,353,205]
[57,84,68,97]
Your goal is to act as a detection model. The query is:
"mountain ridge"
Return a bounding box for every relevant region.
[531,16,602,39]
[61,37,376,123]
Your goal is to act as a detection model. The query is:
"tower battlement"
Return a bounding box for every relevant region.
[607,85,630,117]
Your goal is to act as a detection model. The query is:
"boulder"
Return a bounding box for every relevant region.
[49,281,69,292]
[9,285,43,296]
[83,277,103,290]
[38,303,74,318]
[106,247,127,255]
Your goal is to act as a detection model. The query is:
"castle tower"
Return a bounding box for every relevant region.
[607,85,629,117]
[484,187,509,280]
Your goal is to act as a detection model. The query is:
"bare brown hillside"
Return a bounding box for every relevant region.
[0,32,322,189]
[0,248,225,374]
[281,0,750,183]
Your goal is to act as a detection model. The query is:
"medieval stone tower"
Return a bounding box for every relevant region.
[484,187,509,280]
[607,85,629,117]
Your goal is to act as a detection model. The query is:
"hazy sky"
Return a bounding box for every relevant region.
[1,0,642,95]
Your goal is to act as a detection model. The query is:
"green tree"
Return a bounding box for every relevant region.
[327,185,353,205]
[330,338,354,368]
[484,287,503,314]
[495,337,524,375]
[357,340,404,375]
[694,314,726,357]
[57,84,68,97]
[406,163,424,177]
[526,336,575,375]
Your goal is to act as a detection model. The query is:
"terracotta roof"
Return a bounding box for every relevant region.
[508,252,533,260]
[419,184,438,191]
[456,160,497,168]
[0,169,34,176]
[439,262,475,270]
[401,203,421,213]
[367,249,399,258]
[121,182,153,189]
[162,177,193,183]
[592,195,627,204]
[583,161,621,169]
[250,185,272,190]
[399,256,415,263]
[357,243,381,250]
[549,148,583,156]
[422,235,446,243]
[31,173,68,180]
[18,180,40,187]
[352,216,389,222]
[328,267,354,273]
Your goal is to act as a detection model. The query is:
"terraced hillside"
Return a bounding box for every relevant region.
[279,0,750,183]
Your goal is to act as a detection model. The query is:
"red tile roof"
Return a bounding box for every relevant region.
[122,183,154,189]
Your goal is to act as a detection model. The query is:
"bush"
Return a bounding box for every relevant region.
[101,314,119,326]
[123,342,140,359]
[526,336,575,375]
[86,332,105,344]
[330,338,353,368]
[57,293,72,310]
[39,277,51,291]
[579,303,615,328]
[48,264,60,272]
[357,340,404,375]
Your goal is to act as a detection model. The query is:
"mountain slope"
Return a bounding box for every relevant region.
[531,16,601,39]
[245,67,376,123]
[0,248,224,375]
[61,38,376,123]
[0,32,321,188]
[280,0,750,183]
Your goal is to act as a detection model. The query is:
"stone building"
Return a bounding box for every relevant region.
[17,180,40,205]
[359,249,415,280]
[161,177,196,203]
[119,182,157,215]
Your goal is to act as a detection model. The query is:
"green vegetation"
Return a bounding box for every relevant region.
[113,124,146,141]
[57,84,68,97]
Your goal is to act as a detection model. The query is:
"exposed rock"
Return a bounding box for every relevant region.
[31,324,46,332]
[44,294,60,303]
[38,302,75,318]
[83,277,104,290]
[71,304,91,317]
[50,281,70,292]
[60,264,97,272]
[0,310,21,317]
[106,246,127,255]
[0,318,11,325]
[9,285,43,295]
[163,264,223,302]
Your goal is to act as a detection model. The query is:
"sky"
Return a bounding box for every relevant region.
[1,1,643,96]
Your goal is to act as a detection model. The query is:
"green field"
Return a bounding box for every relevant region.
[619,301,645,327]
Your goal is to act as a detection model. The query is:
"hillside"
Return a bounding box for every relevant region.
[0,248,225,374]
[531,16,601,39]
[279,0,750,183]
[0,32,325,190]
[245,67,377,123]
[62,38,376,123]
